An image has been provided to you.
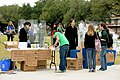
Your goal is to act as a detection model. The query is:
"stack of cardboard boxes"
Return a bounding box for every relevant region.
[67,46,83,70]
[37,50,51,69]
[11,49,51,71]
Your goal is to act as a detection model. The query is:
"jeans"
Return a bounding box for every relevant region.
[86,48,96,70]
[59,45,69,71]
[100,46,107,70]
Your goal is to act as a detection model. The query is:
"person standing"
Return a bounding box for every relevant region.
[52,31,69,73]
[84,24,97,72]
[65,19,78,57]
[6,21,16,41]
[99,23,109,71]
[51,23,59,46]
[19,22,31,47]
[57,23,65,34]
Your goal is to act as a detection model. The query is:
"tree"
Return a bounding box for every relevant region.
[63,0,89,26]
[32,0,47,20]
[19,3,33,20]
[40,0,67,26]
[0,5,21,27]
[108,0,120,16]
[90,0,120,22]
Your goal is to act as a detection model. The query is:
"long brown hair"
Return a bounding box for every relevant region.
[69,19,75,26]
[87,24,95,36]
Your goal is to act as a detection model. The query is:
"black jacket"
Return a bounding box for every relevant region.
[65,26,78,48]
[84,32,96,49]
[19,28,28,42]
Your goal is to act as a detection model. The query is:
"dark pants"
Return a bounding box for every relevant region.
[7,34,14,41]
[9,60,16,70]
[59,45,69,71]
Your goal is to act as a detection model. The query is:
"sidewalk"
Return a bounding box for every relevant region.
[0,65,120,80]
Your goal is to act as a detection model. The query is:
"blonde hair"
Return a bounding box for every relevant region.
[8,21,14,27]
[87,24,95,36]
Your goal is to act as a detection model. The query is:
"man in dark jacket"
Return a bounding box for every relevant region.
[19,22,31,47]
[65,19,78,57]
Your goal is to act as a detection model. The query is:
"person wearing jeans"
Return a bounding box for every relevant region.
[84,24,97,72]
[99,23,109,71]
[86,48,96,72]
[59,44,69,71]
[100,46,107,70]
[52,31,69,73]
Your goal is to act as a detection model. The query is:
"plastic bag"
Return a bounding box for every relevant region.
[95,38,101,52]
[0,58,11,71]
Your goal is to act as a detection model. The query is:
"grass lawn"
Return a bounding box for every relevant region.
[0,35,18,59]
[0,34,120,65]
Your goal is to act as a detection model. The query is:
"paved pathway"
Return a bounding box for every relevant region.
[0,65,120,80]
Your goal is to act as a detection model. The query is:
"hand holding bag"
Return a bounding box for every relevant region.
[95,34,101,52]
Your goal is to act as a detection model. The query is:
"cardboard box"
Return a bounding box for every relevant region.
[25,59,37,66]
[4,41,18,49]
[20,61,36,71]
[106,52,114,62]
[37,50,51,60]
[67,58,83,70]
[11,50,25,61]
[24,50,37,66]
[36,60,47,69]
[96,52,114,65]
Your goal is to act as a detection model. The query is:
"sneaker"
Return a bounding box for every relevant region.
[101,69,105,71]
[89,69,92,72]
[55,70,65,73]
[98,68,105,71]
[92,69,96,72]
[98,68,102,70]
[105,68,107,70]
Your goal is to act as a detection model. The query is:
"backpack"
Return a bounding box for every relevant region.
[107,34,113,48]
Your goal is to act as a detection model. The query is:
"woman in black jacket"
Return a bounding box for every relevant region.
[84,24,97,72]
[65,19,78,57]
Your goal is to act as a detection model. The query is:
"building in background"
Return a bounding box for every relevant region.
[107,16,120,36]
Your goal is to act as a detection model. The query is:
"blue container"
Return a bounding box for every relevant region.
[70,50,80,58]
[82,48,88,69]
[106,50,116,66]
